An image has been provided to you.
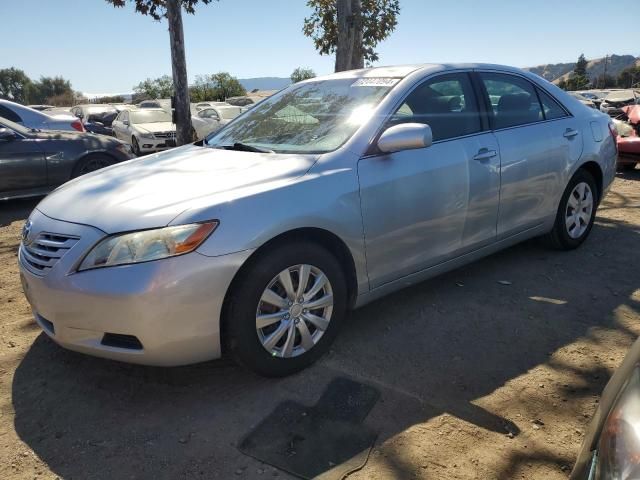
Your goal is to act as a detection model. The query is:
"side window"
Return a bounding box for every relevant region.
[479,73,543,129]
[390,73,481,142]
[0,105,23,123]
[537,89,568,120]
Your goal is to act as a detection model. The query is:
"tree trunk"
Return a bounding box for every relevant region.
[349,0,364,70]
[166,0,192,146]
[335,0,354,72]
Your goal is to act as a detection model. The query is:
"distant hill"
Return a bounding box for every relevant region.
[526,54,640,84]
[239,77,290,92]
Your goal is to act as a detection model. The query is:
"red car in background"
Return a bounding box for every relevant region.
[614,105,640,171]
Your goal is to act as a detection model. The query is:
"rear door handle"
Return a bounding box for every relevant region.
[473,149,497,161]
[563,129,579,139]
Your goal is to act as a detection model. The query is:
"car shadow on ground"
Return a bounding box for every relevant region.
[11,203,640,479]
[0,198,39,228]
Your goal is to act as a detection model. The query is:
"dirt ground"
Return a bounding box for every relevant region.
[1,171,640,480]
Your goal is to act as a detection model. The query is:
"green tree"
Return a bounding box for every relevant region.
[0,68,33,104]
[29,76,74,104]
[617,66,640,89]
[189,74,217,102]
[564,54,590,91]
[133,75,174,99]
[209,72,246,100]
[574,53,588,76]
[95,95,125,104]
[290,67,316,83]
[106,0,218,145]
[303,0,400,72]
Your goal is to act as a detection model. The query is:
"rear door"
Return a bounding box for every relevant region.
[358,72,501,288]
[476,71,582,237]
[0,126,46,195]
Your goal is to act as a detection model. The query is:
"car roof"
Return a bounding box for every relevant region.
[309,63,530,82]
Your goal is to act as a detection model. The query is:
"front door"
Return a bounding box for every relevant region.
[358,72,500,288]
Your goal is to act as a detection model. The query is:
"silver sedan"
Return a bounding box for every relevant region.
[19,63,617,376]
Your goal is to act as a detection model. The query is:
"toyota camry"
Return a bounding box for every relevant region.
[19,63,617,376]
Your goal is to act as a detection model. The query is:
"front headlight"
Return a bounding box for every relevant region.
[78,222,218,271]
[139,131,154,139]
[592,365,640,479]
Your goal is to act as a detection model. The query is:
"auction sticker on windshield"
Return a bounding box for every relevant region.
[351,78,400,87]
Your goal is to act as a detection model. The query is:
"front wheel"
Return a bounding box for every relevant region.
[71,153,115,178]
[132,136,141,156]
[543,169,597,250]
[224,242,347,377]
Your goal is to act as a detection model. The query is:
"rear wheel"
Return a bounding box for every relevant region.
[71,153,115,178]
[543,169,597,250]
[224,242,347,377]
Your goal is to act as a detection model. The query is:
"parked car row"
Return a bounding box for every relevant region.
[573,89,640,116]
[0,116,134,200]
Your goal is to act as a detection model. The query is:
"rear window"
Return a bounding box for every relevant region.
[479,73,544,129]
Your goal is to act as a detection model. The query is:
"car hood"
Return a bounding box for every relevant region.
[37,144,318,233]
[135,121,175,133]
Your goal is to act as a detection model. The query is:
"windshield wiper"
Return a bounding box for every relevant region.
[219,142,274,154]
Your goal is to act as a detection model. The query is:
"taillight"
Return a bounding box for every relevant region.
[71,120,84,132]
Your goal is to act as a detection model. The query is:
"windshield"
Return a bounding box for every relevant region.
[206,78,398,154]
[130,110,172,124]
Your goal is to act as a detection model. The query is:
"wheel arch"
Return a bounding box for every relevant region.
[220,227,360,352]
[577,161,603,203]
[70,151,118,179]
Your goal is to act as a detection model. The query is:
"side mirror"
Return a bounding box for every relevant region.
[123,120,129,126]
[377,123,433,154]
[75,112,84,119]
[0,128,17,142]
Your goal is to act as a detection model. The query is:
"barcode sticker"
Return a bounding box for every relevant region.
[351,78,400,87]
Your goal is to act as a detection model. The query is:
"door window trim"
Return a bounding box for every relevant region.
[364,70,487,156]
[472,69,572,133]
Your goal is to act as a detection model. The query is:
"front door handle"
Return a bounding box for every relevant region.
[563,128,579,139]
[473,149,497,161]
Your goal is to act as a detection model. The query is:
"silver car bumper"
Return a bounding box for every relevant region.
[18,209,251,366]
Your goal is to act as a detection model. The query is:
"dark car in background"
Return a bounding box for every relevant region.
[70,104,119,136]
[0,117,134,200]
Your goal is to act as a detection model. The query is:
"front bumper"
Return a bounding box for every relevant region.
[18,209,252,366]
[138,136,176,152]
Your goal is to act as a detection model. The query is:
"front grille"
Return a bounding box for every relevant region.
[21,232,80,276]
[154,131,176,139]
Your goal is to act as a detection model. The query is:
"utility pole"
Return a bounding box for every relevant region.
[601,54,609,89]
[166,0,193,146]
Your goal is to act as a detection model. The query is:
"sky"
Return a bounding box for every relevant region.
[1,0,638,94]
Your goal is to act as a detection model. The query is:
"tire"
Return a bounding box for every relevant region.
[132,136,141,156]
[224,242,347,377]
[71,153,115,178]
[543,169,598,250]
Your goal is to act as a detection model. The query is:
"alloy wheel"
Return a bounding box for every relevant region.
[565,181,594,239]
[256,264,333,358]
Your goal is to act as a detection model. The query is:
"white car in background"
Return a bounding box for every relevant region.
[0,99,84,132]
[191,105,242,139]
[111,108,176,155]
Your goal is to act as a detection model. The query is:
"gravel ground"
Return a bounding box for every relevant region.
[1,171,640,480]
